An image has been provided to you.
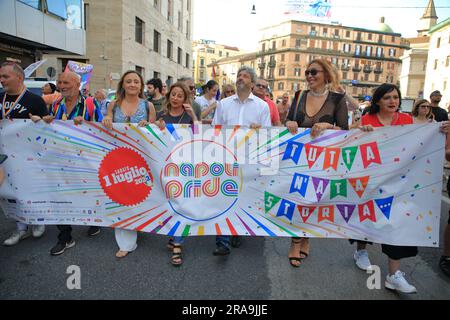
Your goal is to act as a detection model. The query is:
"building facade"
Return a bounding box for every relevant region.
[0,0,86,78]
[212,19,409,101]
[424,18,450,109]
[82,0,193,91]
[192,39,243,85]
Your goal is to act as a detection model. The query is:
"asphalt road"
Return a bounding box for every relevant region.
[0,197,449,300]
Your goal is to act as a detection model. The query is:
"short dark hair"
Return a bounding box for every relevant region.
[146,78,163,93]
[368,83,402,114]
[47,82,57,93]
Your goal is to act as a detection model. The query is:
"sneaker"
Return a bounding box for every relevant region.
[32,225,45,238]
[87,226,100,237]
[439,256,450,278]
[213,245,230,256]
[385,270,417,293]
[50,239,76,256]
[353,250,372,271]
[3,229,31,246]
[230,236,242,248]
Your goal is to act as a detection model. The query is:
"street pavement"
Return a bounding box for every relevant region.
[0,196,449,300]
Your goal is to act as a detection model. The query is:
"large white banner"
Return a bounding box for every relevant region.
[0,120,444,247]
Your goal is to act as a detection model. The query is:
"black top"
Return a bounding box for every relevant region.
[431,106,449,122]
[156,110,194,124]
[0,90,48,119]
[287,90,349,130]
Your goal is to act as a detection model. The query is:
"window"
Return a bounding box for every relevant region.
[207,49,215,54]
[135,17,144,44]
[334,29,339,36]
[200,58,205,67]
[378,35,383,42]
[219,51,223,57]
[17,1,41,9]
[376,47,383,58]
[366,46,372,57]
[295,39,301,47]
[154,30,161,53]
[46,0,68,19]
[391,36,396,42]
[281,54,285,62]
[153,71,160,79]
[389,48,396,57]
[262,43,266,52]
[437,37,441,48]
[167,0,174,23]
[186,20,190,40]
[444,81,447,91]
[185,53,190,68]
[135,66,144,78]
[375,74,380,82]
[368,33,372,40]
[295,54,300,62]
[355,45,361,56]
[356,32,362,40]
[342,72,348,79]
[279,68,285,76]
[364,73,369,81]
[278,82,284,90]
[154,0,160,11]
[177,47,182,64]
[343,43,351,53]
[167,76,173,87]
[272,41,276,50]
[346,30,351,37]
[178,11,182,31]
[353,73,358,80]
[446,56,450,67]
[434,59,438,70]
[331,57,338,65]
[321,40,327,49]
[187,0,191,12]
[167,40,173,59]
[294,68,301,77]
[282,39,287,47]
[323,27,328,35]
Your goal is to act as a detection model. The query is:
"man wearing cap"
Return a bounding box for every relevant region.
[430,90,448,122]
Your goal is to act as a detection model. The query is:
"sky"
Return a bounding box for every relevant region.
[193,0,450,51]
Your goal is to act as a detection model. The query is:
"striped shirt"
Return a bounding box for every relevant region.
[50,94,103,121]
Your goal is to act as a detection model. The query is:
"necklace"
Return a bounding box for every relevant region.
[1,86,27,119]
[309,88,329,97]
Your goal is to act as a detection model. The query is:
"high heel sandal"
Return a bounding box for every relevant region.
[300,238,310,260]
[288,239,303,268]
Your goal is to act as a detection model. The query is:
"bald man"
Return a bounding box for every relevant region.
[43,71,103,256]
[44,71,102,124]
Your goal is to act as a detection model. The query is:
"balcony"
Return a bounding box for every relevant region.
[341,64,350,71]
[374,67,383,74]
[268,60,276,68]
[352,66,362,72]
[258,62,266,69]
[363,66,373,73]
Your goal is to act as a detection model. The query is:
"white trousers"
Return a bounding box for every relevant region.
[115,228,138,252]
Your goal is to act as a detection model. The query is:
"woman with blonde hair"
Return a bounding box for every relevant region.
[221,83,236,99]
[102,70,156,258]
[412,99,434,124]
[285,58,349,267]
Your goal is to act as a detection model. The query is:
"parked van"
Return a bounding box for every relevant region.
[0,79,56,96]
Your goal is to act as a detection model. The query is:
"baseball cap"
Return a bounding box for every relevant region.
[430,90,442,97]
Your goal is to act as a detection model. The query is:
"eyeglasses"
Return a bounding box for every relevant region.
[255,84,268,89]
[304,69,324,76]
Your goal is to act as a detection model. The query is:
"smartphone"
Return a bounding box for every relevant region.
[0,154,8,164]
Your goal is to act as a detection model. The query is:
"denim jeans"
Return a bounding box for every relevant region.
[173,236,185,245]
[215,235,230,249]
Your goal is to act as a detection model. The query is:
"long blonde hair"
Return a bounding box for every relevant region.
[307,58,340,91]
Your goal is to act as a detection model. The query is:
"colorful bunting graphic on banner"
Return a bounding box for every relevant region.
[358,200,376,222]
[264,191,281,213]
[318,205,334,223]
[305,144,325,168]
[290,173,310,197]
[336,204,356,223]
[360,142,382,169]
[323,147,341,170]
[297,205,316,223]
[375,196,394,220]
[282,141,304,165]
[341,146,358,171]
[312,177,330,202]
[277,199,296,221]
[348,176,370,198]
[330,179,347,199]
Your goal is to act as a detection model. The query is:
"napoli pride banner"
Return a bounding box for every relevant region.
[0,120,445,247]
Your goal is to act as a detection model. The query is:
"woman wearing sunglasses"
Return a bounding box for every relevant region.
[285,58,349,268]
[412,99,435,124]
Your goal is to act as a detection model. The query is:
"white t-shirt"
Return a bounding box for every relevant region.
[212,93,271,127]
[195,95,216,120]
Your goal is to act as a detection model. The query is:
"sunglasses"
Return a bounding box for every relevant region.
[225,90,235,94]
[419,105,431,108]
[255,84,268,89]
[304,69,324,76]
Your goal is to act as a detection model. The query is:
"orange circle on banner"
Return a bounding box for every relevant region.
[99,147,153,206]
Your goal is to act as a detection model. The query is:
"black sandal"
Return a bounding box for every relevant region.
[288,239,302,268]
[171,244,183,266]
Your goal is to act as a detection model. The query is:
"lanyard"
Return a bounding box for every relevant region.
[2,86,27,119]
